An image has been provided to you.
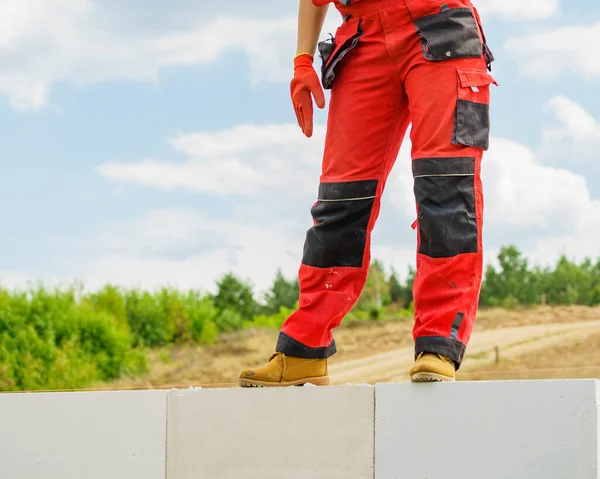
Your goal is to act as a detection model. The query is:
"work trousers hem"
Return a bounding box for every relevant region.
[276,332,337,359]
[415,336,466,370]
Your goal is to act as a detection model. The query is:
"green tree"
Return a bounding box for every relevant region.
[498,245,532,303]
[388,267,404,304]
[214,309,244,332]
[480,245,538,306]
[213,272,257,321]
[124,290,170,347]
[591,259,600,306]
[86,284,128,326]
[262,269,299,315]
[388,265,415,308]
[182,291,219,343]
[403,265,416,306]
[356,260,391,318]
[545,255,592,305]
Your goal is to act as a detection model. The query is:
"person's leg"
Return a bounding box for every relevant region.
[239,9,410,387]
[399,0,497,381]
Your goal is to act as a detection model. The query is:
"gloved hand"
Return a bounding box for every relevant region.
[290,53,326,138]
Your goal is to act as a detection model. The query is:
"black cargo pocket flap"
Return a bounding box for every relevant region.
[318,17,363,89]
[318,37,336,66]
[414,7,482,61]
[457,69,498,89]
[323,17,362,68]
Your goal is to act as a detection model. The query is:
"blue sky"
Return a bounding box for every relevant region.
[1,0,599,296]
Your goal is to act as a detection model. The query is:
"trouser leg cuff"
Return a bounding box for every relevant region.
[415,336,466,370]
[276,332,337,359]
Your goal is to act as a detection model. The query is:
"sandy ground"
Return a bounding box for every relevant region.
[462,329,600,381]
[106,305,600,389]
[330,319,600,384]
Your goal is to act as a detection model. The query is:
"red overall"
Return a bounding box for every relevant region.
[278,0,497,369]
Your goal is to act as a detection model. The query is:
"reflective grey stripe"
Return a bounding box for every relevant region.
[317,179,378,201]
[450,312,465,340]
[318,196,376,202]
[413,173,474,178]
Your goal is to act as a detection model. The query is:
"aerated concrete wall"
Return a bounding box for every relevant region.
[0,380,598,478]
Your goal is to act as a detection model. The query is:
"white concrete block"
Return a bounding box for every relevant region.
[0,390,168,479]
[375,379,599,479]
[166,385,374,479]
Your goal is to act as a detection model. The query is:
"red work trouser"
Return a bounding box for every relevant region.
[277,0,497,369]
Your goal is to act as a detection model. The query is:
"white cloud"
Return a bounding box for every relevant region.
[504,21,600,80]
[369,244,417,281]
[147,16,296,85]
[0,0,88,49]
[97,157,266,196]
[81,208,307,295]
[170,124,309,158]
[80,205,419,295]
[481,137,594,233]
[90,123,329,294]
[475,0,560,20]
[2,0,567,110]
[542,96,600,144]
[0,271,39,290]
[5,100,600,294]
[539,96,600,167]
[0,0,299,109]
[480,97,600,268]
[90,112,600,295]
[97,123,324,198]
[0,206,309,296]
[385,133,416,219]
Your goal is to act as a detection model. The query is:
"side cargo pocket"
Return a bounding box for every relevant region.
[452,68,498,150]
[317,17,363,90]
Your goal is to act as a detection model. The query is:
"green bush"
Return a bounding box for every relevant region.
[86,285,128,326]
[123,290,170,347]
[215,309,244,332]
[252,306,293,330]
[182,291,218,343]
[2,244,599,392]
[0,285,147,392]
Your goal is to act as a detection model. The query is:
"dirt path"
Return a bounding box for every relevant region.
[103,306,600,389]
[328,319,600,384]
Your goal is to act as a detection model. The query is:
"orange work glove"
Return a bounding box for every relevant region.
[290,53,326,138]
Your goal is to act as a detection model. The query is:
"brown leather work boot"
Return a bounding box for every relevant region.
[238,352,330,387]
[410,352,456,382]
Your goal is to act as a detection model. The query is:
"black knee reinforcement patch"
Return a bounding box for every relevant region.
[413,157,478,258]
[302,180,378,268]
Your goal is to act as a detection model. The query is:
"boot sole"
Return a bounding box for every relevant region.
[238,376,331,388]
[411,372,455,383]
